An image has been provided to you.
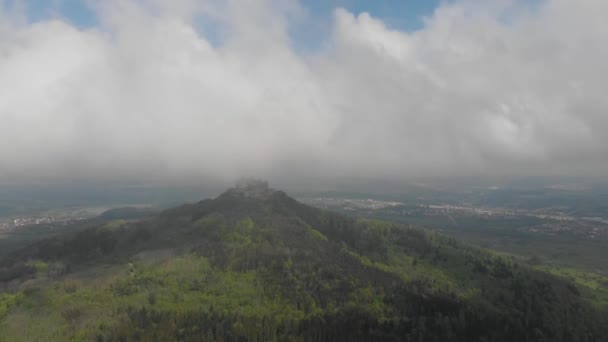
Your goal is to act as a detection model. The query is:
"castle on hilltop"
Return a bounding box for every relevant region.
[234,178,272,198]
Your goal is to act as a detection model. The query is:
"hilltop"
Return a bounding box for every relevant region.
[0,182,607,341]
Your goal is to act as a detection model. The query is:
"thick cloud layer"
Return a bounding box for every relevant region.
[1,0,608,185]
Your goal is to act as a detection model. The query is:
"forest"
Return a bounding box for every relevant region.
[0,183,606,341]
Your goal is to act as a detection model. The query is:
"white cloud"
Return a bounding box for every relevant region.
[1,0,607,185]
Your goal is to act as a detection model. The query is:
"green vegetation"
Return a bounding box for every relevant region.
[353,210,608,275]
[0,186,606,341]
[305,225,328,241]
[537,266,608,308]
[0,221,96,259]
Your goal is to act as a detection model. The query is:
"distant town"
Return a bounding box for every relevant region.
[0,215,86,231]
[0,207,111,231]
[304,197,608,241]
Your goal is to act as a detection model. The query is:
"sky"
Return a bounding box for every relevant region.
[1,0,608,187]
[9,1,441,29]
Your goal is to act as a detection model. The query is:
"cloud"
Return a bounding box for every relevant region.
[1,0,607,186]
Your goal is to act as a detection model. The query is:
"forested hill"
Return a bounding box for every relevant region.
[1,181,607,341]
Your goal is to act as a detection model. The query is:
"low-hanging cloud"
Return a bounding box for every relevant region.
[1,0,608,186]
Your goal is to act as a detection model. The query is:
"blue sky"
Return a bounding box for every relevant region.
[303,0,442,30]
[13,0,97,27]
[294,0,442,50]
[15,0,442,31]
[7,0,444,52]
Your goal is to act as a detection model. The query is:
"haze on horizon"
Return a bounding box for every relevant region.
[1,0,608,186]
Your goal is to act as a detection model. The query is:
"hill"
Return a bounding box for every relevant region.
[0,181,606,341]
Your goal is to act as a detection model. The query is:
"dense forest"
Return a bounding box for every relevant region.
[0,182,606,341]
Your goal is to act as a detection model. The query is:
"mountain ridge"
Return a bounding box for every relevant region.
[0,183,607,341]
